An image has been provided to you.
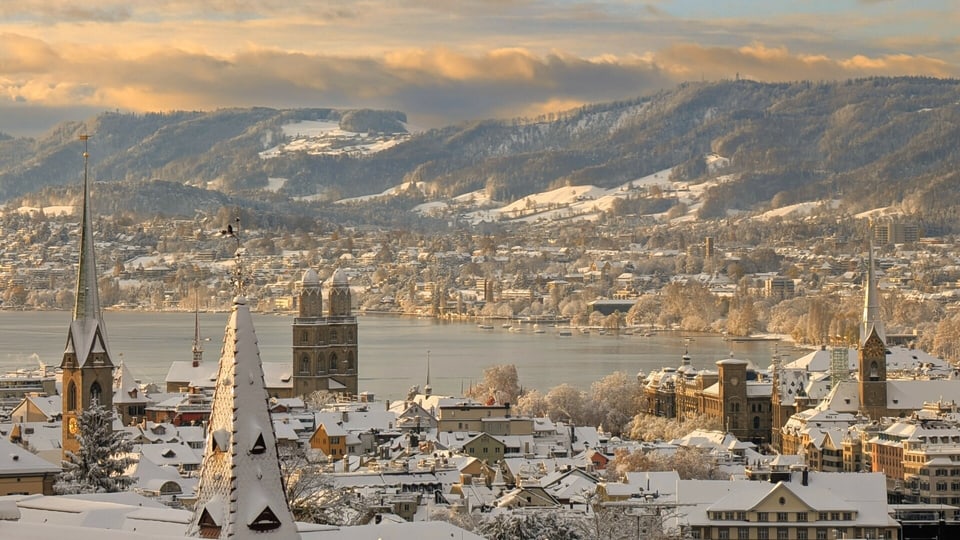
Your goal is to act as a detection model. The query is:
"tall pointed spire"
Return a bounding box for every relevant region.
[60,134,114,460]
[192,298,204,368]
[860,242,885,345]
[74,134,102,323]
[187,296,299,539]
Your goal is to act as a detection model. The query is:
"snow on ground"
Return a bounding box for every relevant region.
[259,120,410,159]
[264,177,287,192]
[855,206,901,220]
[754,199,841,221]
[14,205,75,216]
[335,182,427,204]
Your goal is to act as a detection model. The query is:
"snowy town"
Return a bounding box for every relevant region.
[0,150,957,540]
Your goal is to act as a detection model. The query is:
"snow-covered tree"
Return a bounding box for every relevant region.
[467,364,521,406]
[54,398,136,494]
[587,371,644,436]
[480,511,584,540]
[280,446,375,525]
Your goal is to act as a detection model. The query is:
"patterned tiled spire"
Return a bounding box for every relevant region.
[187,296,300,539]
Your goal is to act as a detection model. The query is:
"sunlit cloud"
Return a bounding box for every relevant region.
[0,1,958,135]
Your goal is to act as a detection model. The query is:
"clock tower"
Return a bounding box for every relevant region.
[61,135,115,459]
[858,244,887,419]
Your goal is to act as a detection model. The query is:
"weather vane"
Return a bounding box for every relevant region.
[219,216,246,296]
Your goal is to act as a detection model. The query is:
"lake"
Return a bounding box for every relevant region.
[0,311,805,400]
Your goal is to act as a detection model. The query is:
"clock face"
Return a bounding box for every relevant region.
[864,338,885,358]
[68,417,79,436]
[729,377,739,386]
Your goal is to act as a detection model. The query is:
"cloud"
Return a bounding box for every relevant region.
[2,25,960,137]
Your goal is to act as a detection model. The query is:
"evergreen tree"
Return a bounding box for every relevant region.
[55,398,136,494]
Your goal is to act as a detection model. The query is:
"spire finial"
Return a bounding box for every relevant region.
[219,217,245,296]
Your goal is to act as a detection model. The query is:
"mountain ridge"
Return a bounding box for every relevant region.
[2,77,959,228]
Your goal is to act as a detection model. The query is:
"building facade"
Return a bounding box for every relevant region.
[291,268,358,398]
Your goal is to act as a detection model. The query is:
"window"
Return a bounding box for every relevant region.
[67,382,78,411]
[758,529,769,540]
[798,530,808,540]
[329,354,338,373]
[816,529,828,540]
[299,355,310,374]
[754,416,761,430]
[90,381,102,404]
[738,527,749,539]
[758,512,769,522]
[718,529,729,540]
[818,513,828,521]
[843,512,852,521]
[797,512,808,522]
[777,528,789,540]
[777,512,788,522]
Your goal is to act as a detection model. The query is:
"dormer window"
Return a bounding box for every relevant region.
[251,433,267,455]
[249,506,282,531]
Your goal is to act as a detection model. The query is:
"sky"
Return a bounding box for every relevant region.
[1,0,958,136]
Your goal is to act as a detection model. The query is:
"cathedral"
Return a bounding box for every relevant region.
[291,268,358,398]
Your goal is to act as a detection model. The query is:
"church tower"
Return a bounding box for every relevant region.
[859,244,888,419]
[187,296,300,539]
[291,268,358,398]
[61,135,115,459]
[327,268,351,317]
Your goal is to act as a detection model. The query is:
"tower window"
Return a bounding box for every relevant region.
[90,381,102,405]
[67,382,78,412]
[300,355,310,375]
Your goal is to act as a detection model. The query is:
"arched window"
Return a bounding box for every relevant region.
[67,382,78,412]
[347,352,355,371]
[329,354,338,373]
[300,355,310,374]
[754,416,761,430]
[90,381,102,405]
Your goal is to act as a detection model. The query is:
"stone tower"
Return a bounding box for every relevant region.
[327,268,351,317]
[291,268,358,398]
[859,245,888,419]
[61,135,115,459]
[298,268,322,318]
[717,358,749,441]
[187,296,300,539]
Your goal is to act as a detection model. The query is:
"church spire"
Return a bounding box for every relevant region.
[188,296,300,539]
[860,242,885,346]
[73,134,102,322]
[192,300,204,368]
[60,134,114,460]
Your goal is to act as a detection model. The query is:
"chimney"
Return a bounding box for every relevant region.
[801,467,808,486]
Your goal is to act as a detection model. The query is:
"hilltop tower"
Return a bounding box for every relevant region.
[187,296,300,539]
[60,135,115,459]
[291,268,358,398]
[858,244,888,419]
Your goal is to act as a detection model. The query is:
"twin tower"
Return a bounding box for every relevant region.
[291,267,359,397]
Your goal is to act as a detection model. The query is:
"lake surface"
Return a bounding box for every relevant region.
[0,311,806,400]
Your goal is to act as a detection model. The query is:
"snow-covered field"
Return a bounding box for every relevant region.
[259,120,410,159]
